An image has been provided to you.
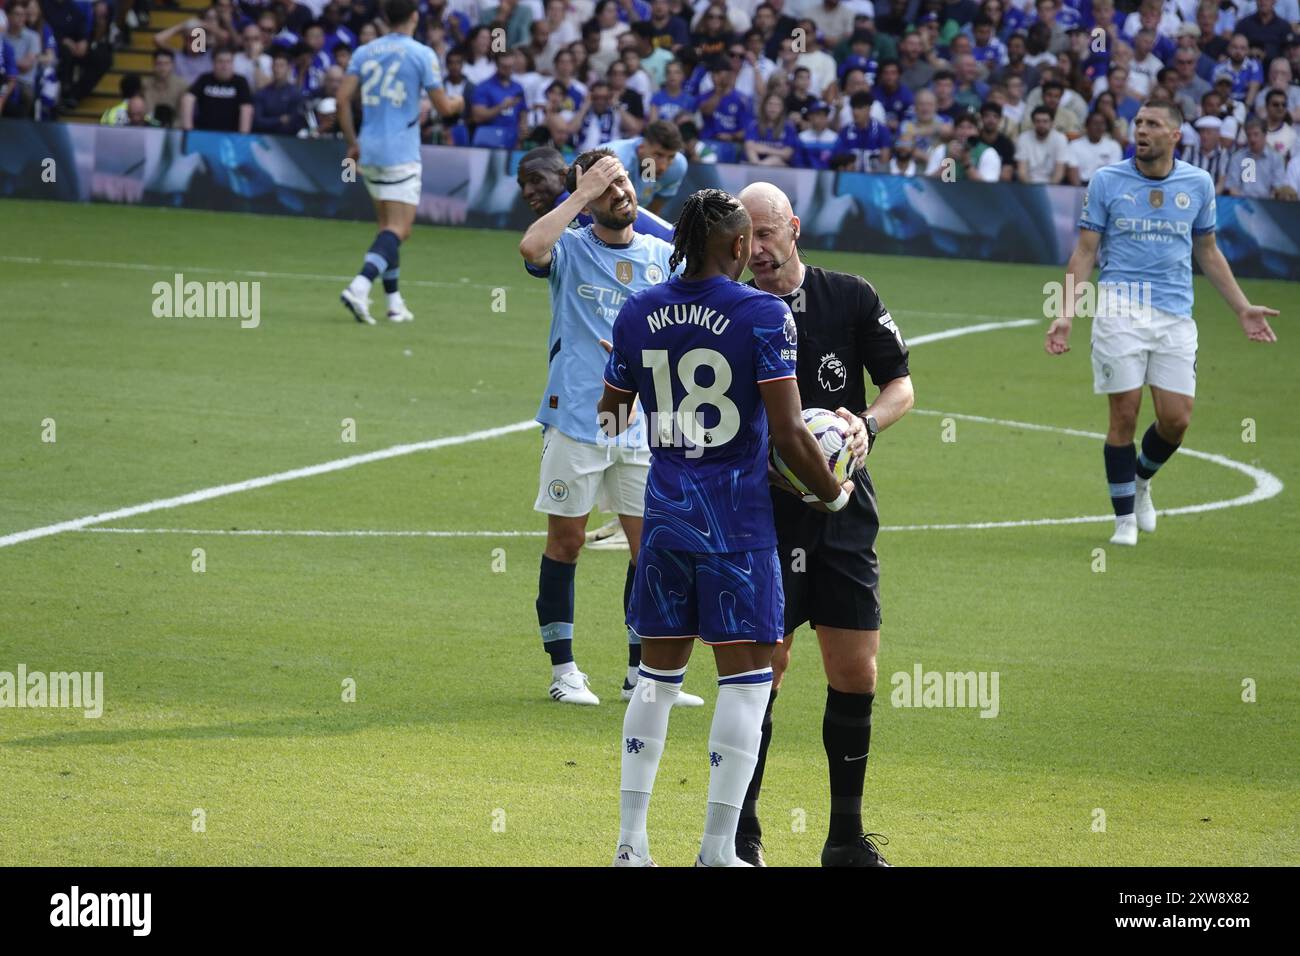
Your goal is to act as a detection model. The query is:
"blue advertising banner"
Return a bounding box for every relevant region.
[1,120,1296,281]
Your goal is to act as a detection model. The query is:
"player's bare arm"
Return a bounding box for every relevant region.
[1192,233,1280,343]
[337,72,361,161]
[518,157,623,268]
[1046,228,1101,354]
[597,381,636,438]
[839,373,914,466]
[430,87,464,119]
[762,377,854,510]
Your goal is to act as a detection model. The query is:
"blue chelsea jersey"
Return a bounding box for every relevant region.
[603,274,798,553]
[527,226,675,447]
[1080,159,1217,319]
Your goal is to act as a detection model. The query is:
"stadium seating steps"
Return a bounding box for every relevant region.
[65,4,206,124]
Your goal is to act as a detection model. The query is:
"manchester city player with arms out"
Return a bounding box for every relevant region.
[336,0,463,325]
[519,151,704,709]
[598,189,855,867]
[1045,100,1278,546]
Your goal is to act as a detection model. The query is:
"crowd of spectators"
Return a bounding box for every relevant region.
[3,0,1299,196]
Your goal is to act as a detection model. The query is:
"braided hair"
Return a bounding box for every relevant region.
[669,189,750,276]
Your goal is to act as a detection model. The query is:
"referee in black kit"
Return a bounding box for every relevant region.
[736,182,914,867]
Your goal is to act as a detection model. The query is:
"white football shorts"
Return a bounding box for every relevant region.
[1091,304,1197,397]
[360,162,422,206]
[534,426,649,518]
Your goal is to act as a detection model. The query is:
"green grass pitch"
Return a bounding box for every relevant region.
[1,198,1296,866]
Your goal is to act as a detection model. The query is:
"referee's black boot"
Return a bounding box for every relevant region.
[821,832,891,867]
[735,833,766,867]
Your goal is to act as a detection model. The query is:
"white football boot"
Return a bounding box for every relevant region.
[612,844,656,867]
[1109,514,1138,547]
[1134,478,1157,533]
[387,303,414,323]
[340,286,375,325]
[694,855,753,867]
[585,519,628,551]
[550,670,600,705]
[620,681,705,707]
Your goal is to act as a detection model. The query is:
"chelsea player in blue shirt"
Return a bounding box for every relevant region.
[1045,100,1278,546]
[598,189,854,867]
[336,0,463,325]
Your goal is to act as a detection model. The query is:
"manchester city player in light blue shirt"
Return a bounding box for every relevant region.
[336,0,463,325]
[597,188,853,867]
[605,122,688,215]
[519,149,704,710]
[1045,99,1278,547]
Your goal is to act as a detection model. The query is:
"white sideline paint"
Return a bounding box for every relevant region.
[68,410,1284,538]
[0,420,537,550]
[6,316,1042,551]
[0,255,508,291]
[79,528,548,538]
[898,409,1283,528]
[906,319,1037,344]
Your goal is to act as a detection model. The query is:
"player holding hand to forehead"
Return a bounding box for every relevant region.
[599,189,854,867]
[520,151,704,709]
[337,0,463,325]
[1045,100,1278,546]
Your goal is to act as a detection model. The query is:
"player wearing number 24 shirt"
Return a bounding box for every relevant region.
[336,0,463,326]
[598,188,853,868]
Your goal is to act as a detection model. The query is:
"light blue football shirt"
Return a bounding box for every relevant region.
[346,34,441,167]
[526,225,675,447]
[605,137,688,206]
[1079,158,1217,319]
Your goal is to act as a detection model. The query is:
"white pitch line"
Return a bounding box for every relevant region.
[0,255,508,291]
[70,409,1284,537]
[2,316,1037,552]
[901,409,1284,527]
[0,420,538,550]
[905,318,1038,344]
[77,528,547,538]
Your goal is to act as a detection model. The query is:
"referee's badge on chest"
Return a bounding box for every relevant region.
[818,353,847,392]
[615,261,633,285]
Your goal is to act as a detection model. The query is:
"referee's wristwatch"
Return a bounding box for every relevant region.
[861,414,880,454]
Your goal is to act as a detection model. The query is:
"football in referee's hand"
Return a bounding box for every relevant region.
[770,408,854,496]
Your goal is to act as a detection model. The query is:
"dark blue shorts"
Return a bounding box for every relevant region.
[628,545,784,646]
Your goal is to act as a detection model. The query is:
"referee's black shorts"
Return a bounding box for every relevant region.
[771,467,881,635]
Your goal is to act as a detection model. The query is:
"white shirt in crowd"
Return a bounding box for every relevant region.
[1067,135,1123,183]
[234,51,272,89]
[888,156,920,176]
[925,141,1003,181]
[1016,128,1070,183]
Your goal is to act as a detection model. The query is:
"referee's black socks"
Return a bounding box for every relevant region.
[738,686,777,838]
[824,686,874,843]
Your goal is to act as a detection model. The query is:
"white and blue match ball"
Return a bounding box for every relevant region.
[771,407,854,495]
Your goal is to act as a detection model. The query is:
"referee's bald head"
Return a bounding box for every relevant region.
[738,182,801,287]
[738,182,794,221]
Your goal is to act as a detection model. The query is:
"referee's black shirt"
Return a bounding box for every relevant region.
[749,265,910,416]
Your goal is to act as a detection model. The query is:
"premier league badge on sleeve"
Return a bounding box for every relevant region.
[783,312,798,345]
